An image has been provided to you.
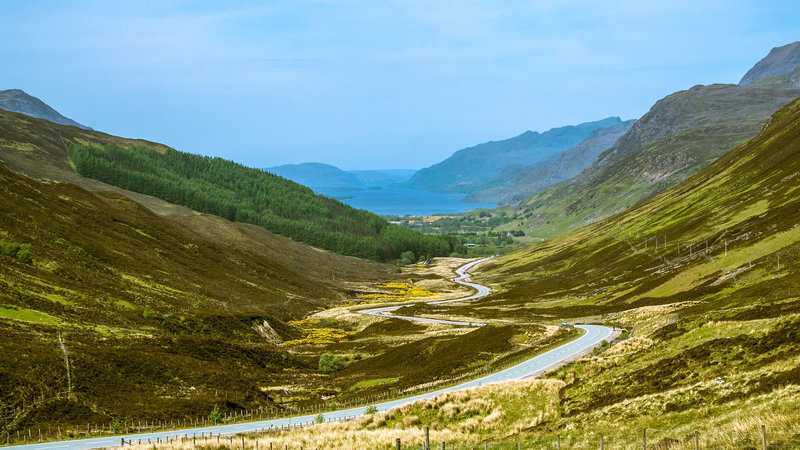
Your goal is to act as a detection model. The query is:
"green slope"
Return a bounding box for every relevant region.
[0,161,396,434]
[456,97,800,439]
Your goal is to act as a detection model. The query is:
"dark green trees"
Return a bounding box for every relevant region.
[67,144,462,261]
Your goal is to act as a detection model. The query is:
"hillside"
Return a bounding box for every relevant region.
[0,89,90,129]
[739,41,800,86]
[404,117,623,194]
[349,169,416,187]
[500,76,800,238]
[257,93,800,450]
[266,162,363,188]
[0,160,398,434]
[466,119,636,204]
[0,107,459,262]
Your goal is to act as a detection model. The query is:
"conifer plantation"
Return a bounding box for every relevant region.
[68,143,461,261]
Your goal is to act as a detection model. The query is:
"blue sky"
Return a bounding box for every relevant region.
[1,1,798,170]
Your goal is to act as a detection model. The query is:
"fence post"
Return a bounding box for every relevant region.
[396,438,401,450]
[600,435,604,450]
[642,429,646,450]
[557,435,561,450]
[441,442,446,450]
[761,425,767,450]
[424,426,430,450]
[121,438,124,446]
[694,431,699,450]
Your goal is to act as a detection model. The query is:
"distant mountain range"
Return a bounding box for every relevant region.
[266,162,415,188]
[497,41,800,237]
[403,117,624,194]
[0,89,90,129]
[466,119,636,204]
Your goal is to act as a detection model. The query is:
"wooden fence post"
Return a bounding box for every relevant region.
[761,425,768,450]
[424,426,430,450]
[600,435,604,450]
[642,429,646,450]
[396,437,401,450]
[694,431,699,450]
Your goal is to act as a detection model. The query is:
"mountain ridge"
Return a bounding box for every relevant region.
[466,119,636,204]
[0,89,91,130]
[739,41,800,86]
[497,45,800,238]
[404,117,623,194]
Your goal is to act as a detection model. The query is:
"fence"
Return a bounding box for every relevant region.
[2,326,600,447]
[385,425,800,450]
[102,423,800,449]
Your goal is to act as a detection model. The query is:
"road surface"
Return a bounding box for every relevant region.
[10,258,612,450]
[357,256,493,325]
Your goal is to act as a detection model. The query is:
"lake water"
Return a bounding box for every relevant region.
[313,187,496,216]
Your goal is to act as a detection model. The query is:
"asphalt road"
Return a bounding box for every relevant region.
[11,258,612,450]
[357,256,493,326]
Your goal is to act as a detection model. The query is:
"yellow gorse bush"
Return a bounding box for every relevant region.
[357,283,438,301]
[284,327,355,346]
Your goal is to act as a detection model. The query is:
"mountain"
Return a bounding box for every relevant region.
[498,47,800,238]
[267,164,416,189]
[0,89,90,129]
[466,119,636,204]
[739,41,800,86]
[404,117,623,194]
[267,162,363,188]
[349,169,416,187]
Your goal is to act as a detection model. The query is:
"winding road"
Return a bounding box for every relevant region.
[11,258,612,450]
[356,256,493,326]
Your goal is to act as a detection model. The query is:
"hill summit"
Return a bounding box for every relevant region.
[0,89,90,129]
[739,41,800,86]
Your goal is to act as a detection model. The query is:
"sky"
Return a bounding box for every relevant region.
[1,1,798,170]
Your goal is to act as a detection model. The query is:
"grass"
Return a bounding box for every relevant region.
[0,305,62,325]
[349,378,400,392]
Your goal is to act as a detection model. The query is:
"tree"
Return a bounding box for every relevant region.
[400,251,416,265]
[318,352,346,373]
[209,404,222,424]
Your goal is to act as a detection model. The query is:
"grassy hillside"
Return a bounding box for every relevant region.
[0,108,460,262]
[0,162,404,435]
[501,81,800,238]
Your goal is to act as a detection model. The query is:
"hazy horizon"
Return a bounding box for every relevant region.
[1,1,798,170]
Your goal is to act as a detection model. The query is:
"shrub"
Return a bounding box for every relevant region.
[315,414,324,424]
[318,352,346,373]
[16,244,32,264]
[0,240,32,264]
[365,405,378,415]
[209,404,222,424]
[400,251,416,265]
[142,307,159,321]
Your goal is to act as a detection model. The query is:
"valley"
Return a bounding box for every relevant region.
[1,21,800,450]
